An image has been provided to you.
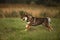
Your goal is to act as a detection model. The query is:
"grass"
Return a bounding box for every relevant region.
[0,18,60,40]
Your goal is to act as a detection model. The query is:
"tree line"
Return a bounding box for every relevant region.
[0,0,60,6]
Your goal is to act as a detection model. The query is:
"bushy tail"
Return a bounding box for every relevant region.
[47,17,51,24]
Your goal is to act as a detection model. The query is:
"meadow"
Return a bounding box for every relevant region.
[0,18,60,40]
[0,4,60,40]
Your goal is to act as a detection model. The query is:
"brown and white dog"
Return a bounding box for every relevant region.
[20,13,53,31]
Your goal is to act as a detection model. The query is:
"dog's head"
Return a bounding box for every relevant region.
[20,13,32,22]
[20,13,28,21]
[22,15,28,21]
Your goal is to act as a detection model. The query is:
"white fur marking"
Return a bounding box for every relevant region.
[27,22,30,24]
[23,17,27,21]
[47,17,51,23]
[47,17,51,25]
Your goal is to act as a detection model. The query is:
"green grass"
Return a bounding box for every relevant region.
[0,18,60,40]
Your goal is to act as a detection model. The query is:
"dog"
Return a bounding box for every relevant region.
[20,13,53,31]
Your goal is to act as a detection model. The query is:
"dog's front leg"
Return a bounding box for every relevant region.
[25,22,31,31]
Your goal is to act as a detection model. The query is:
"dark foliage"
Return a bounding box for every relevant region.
[0,0,60,6]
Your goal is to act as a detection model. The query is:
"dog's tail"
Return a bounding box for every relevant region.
[47,17,51,24]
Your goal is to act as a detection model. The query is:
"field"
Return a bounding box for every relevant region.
[0,18,60,40]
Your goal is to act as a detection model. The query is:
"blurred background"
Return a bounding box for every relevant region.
[0,0,60,40]
[0,0,60,18]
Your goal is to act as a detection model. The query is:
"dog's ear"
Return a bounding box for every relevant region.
[28,15,32,20]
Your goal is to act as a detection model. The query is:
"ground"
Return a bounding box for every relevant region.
[0,18,60,40]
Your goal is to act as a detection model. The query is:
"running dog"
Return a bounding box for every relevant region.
[20,13,53,31]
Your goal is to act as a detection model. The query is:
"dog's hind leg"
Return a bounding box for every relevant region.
[44,23,53,31]
[44,20,53,31]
